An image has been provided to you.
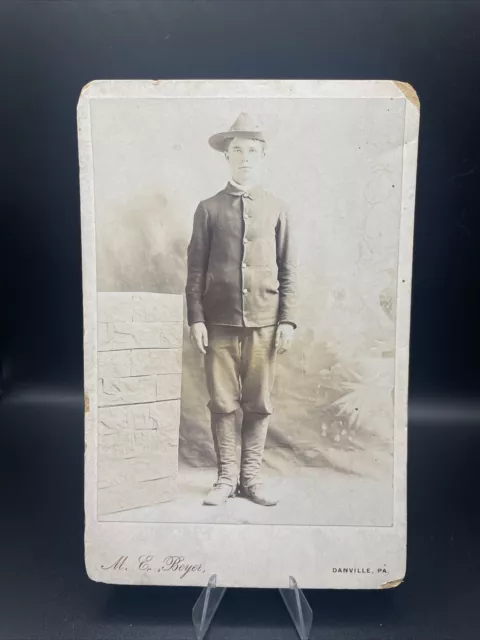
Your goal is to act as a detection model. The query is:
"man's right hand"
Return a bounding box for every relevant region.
[190,322,209,354]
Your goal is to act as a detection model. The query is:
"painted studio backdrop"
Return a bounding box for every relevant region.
[91,96,405,526]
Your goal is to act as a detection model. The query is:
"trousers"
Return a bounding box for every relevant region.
[204,325,277,415]
[204,325,278,488]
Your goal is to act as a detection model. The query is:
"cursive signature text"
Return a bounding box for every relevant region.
[101,555,206,579]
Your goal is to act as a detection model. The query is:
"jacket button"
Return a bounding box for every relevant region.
[243,288,248,294]
[242,263,247,269]
[243,238,248,244]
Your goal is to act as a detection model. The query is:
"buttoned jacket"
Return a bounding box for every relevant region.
[185,182,297,328]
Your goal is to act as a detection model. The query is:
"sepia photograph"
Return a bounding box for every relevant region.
[87,85,408,527]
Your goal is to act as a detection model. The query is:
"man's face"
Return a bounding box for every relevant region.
[225,137,265,186]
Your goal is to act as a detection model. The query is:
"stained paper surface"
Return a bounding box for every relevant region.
[79,80,419,588]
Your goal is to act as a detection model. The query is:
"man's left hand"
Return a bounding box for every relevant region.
[275,323,296,354]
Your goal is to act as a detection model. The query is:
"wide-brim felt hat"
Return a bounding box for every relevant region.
[208,112,266,152]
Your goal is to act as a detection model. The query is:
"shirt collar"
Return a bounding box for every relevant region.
[225,180,263,200]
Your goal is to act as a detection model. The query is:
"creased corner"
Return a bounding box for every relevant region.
[380,578,404,589]
[393,81,420,110]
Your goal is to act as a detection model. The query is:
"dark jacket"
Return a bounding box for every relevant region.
[185,182,297,328]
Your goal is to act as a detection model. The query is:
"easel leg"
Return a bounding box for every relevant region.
[192,574,226,640]
[279,576,313,640]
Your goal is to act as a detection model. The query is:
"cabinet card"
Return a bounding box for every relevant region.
[79,79,419,589]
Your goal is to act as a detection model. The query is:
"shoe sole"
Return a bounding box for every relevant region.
[203,494,235,506]
[249,500,278,507]
[238,490,279,507]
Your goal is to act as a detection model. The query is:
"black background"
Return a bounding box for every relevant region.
[1,1,480,638]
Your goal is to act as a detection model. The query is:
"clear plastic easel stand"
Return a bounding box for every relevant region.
[192,574,226,640]
[192,575,312,640]
[279,576,313,640]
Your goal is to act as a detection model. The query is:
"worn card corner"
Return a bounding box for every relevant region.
[393,81,420,109]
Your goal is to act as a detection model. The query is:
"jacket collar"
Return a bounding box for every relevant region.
[224,181,264,200]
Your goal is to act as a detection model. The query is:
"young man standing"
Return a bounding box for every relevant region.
[185,113,297,507]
